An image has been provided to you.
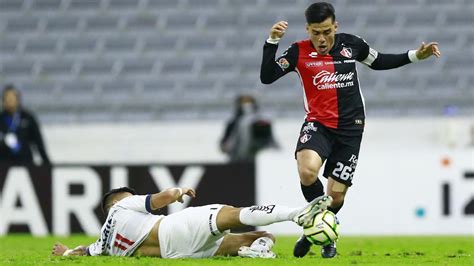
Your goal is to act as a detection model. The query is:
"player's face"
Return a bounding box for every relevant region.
[3,90,19,113]
[306,17,338,55]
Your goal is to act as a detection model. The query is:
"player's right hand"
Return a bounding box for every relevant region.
[52,242,68,256]
[177,188,196,203]
[269,21,288,39]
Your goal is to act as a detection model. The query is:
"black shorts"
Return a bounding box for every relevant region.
[295,121,363,186]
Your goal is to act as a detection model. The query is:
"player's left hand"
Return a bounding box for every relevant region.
[416,42,441,60]
[52,242,68,256]
[177,188,196,203]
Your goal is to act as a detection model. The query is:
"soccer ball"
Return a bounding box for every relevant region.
[303,210,339,246]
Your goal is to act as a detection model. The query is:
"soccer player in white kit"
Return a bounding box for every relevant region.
[52,186,332,259]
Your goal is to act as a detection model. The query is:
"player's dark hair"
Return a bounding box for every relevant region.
[101,187,136,214]
[305,2,336,24]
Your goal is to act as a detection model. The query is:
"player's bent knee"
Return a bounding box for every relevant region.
[298,165,319,185]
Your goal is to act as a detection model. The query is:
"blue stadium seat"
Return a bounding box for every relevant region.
[107,0,140,10]
[5,17,39,34]
[165,14,199,31]
[18,80,59,106]
[204,12,240,33]
[444,54,473,74]
[99,79,137,103]
[125,15,158,32]
[19,80,58,96]
[0,38,18,56]
[79,59,115,78]
[59,80,96,93]
[45,16,79,33]
[120,57,156,77]
[68,0,101,10]
[200,57,238,79]
[365,12,399,29]
[186,0,221,9]
[1,60,35,78]
[104,36,138,54]
[39,59,75,79]
[85,16,120,32]
[224,33,258,52]
[160,58,195,77]
[31,0,62,11]
[183,35,218,56]
[0,0,24,12]
[63,37,98,55]
[142,35,180,54]
[146,0,180,10]
[23,37,59,56]
[445,10,473,27]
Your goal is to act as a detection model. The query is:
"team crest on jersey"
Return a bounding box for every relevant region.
[277,58,290,70]
[340,47,352,58]
[300,134,312,143]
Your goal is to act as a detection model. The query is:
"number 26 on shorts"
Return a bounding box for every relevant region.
[332,162,353,181]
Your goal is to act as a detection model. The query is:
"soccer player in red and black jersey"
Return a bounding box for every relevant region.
[260,2,441,258]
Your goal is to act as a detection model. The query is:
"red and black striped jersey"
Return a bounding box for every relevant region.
[261,33,374,135]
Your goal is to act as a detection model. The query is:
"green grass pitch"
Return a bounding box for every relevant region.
[0,235,472,265]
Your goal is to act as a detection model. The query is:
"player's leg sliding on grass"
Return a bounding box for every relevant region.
[52,186,331,259]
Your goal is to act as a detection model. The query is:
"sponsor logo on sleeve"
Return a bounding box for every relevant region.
[277,58,290,70]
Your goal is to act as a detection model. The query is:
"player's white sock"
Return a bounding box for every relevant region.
[250,237,274,253]
[239,204,301,226]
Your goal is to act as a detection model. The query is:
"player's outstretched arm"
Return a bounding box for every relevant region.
[365,40,441,70]
[52,242,89,256]
[149,187,196,210]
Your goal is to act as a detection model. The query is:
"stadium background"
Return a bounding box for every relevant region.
[0,0,473,239]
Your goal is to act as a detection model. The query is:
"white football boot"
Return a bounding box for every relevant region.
[238,246,276,259]
[293,195,333,227]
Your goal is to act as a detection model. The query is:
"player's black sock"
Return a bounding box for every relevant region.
[300,179,325,202]
[328,200,344,214]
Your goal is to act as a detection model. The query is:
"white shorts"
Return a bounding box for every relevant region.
[158,204,229,258]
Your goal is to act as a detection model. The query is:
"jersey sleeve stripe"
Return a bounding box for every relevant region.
[145,194,152,213]
[362,47,378,66]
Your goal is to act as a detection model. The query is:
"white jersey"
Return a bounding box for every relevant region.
[87,195,164,256]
